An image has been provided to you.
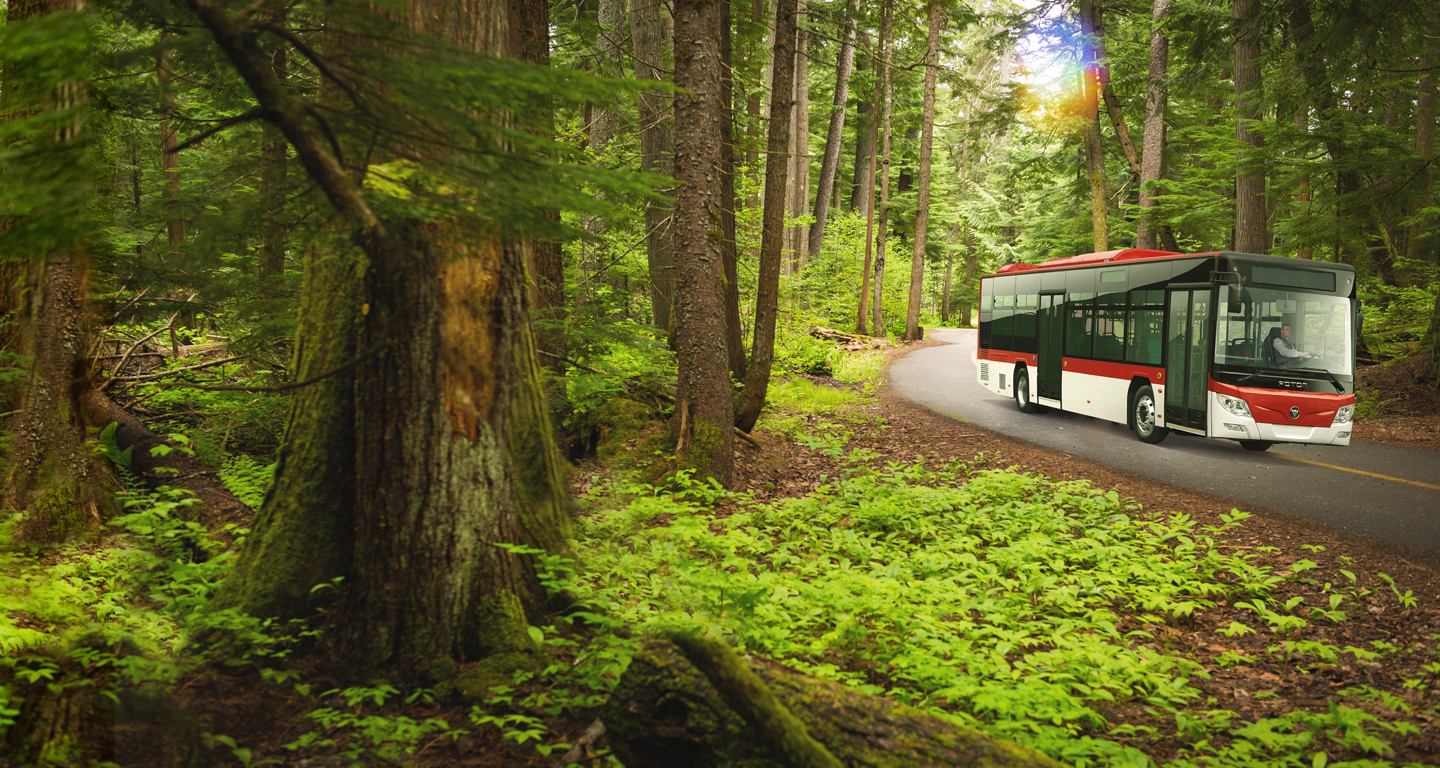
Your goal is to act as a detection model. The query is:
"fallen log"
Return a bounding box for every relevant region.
[807,326,891,350]
[600,640,1064,768]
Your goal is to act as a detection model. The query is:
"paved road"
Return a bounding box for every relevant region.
[892,328,1440,551]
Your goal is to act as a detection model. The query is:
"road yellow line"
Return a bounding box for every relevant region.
[1263,452,1440,491]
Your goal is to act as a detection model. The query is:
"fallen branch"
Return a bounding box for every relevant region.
[165,348,377,393]
[108,355,248,383]
[551,718,607,767]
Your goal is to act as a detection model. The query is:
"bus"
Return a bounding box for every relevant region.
[974,249,1357,450]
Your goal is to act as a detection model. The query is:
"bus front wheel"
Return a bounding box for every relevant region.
[1131,385,1169,444]
[1240,440,1273,452]
[1014,368,1047,414]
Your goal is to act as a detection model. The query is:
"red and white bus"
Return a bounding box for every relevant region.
[974,249,1357,450]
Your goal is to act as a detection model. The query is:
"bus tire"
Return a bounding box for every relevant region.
[1014,368,1046,414]
[1131,384,1169,444]
[1240,440,1273,452]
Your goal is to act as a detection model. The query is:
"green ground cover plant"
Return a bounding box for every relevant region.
[570,398,1436,767]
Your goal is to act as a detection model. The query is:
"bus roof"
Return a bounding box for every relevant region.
[990,249,1355,277]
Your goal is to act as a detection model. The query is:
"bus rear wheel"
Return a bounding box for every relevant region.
[1014,368,1046,414]
[1240,440,1273,452]
[1131,385,1169,444]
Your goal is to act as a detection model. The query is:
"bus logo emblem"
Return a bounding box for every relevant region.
[1290,406,1300,420]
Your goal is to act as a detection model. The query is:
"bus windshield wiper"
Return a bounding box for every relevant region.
[1301,366,1346,393]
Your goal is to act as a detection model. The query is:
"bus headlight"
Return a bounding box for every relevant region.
[1333,404,1354,425]
[1217,393,1252,419]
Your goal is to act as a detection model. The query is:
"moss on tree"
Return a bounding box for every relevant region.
[602,641,1066,768]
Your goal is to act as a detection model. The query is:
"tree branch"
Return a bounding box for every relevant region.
[173,107,263,152]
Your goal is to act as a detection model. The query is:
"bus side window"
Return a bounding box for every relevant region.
[1095,291,1126,361]
[1126,289,1165,365]
[1067,292,1094,357]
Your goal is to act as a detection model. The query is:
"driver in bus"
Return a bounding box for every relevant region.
[1272,323,1312,367]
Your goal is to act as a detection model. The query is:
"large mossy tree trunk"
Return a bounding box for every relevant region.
[602,641,1065,768]
[671,0,736,484]
[198,0,572,683]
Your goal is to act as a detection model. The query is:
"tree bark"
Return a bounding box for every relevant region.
[592,0,627,152]
[849,95,872,212]
[960,228,977,326]
[258,39,288,297]
[871,0,893,337]
[856,52,881,334]
[1233,0,1268,254]
[632,0,677,335]
[197,0,572,682]
[672,0,736,484]
[1404,44,1436,265]
[807,0,858,259]
[1136,0,1171,250]
[785,0,810,274]
[159,49,185,252]
[735,0,797,434]
[721,0,747,381]
[511,0,568,385]
[940,245,953,324]
[903,0,941,342]
[1078,0,1107,253]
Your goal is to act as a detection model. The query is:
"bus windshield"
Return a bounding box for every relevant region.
[1214,285,1353,376]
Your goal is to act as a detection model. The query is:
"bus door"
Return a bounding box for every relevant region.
[1036,293,1064,400]
[1165,288,1212,432]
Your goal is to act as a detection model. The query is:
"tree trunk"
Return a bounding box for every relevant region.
[592,0,626,152]
[2,0,113,545]
[849,95,872,212]
[1092,8,1140,181]
[736,0,797,434]
[871,0,893,337]
[1419,289,1440,386]
[511,0,568,385]
[940,247,953,324]
[807,0,858,259]
[721,0,747,381]
[1404,45,1436,264]
[960,228,978,326]
[746,0,764,210]
[602,641,1066,768]
[632,0,676,335]
[1078,0,1107,253]
[158,49,185,252]
[672,0,736,484]
[1234,0,1268,254]
[258,40,288,297]
[1286,0,1362,264]
[856,54,881,334]
[1136,0,1171,250]
[196,0,572,682]
[785,0,810,274]
[902,0,941,342]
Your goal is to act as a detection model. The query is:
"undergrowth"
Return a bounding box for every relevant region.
[571,448,1433,767]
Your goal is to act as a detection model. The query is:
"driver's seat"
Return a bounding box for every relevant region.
[1263,327,1283,367]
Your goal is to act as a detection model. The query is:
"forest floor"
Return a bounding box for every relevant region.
[98,342,1440,765]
